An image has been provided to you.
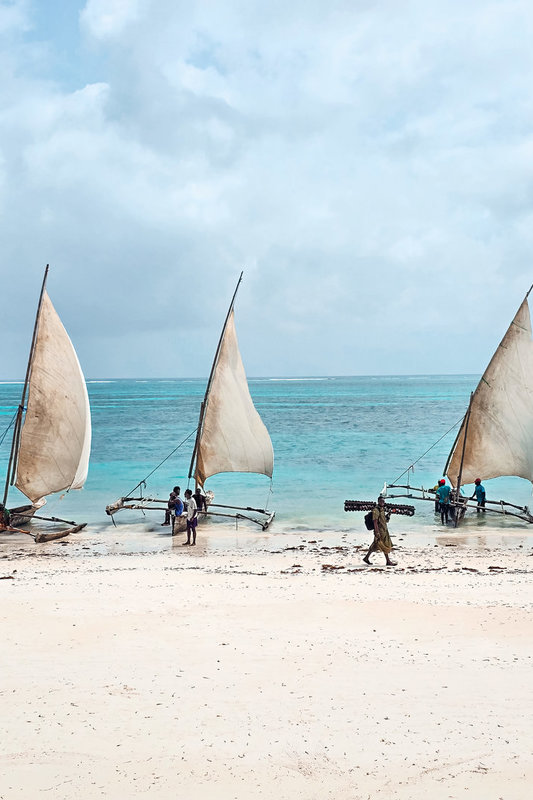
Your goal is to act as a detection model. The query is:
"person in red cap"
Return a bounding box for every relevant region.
[470,478,486,513]
[436,479,451,524]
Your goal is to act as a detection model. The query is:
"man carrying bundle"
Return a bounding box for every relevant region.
[363,495,397,567]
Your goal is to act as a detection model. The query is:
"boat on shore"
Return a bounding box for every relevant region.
[1,265,92,542]
[383,285,533,526]
[106,272,275,533]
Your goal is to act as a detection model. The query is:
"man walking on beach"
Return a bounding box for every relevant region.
[363,496,397,567]
[183,489,198,545]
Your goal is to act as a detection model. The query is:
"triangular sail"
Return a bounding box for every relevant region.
[194,310,273,487]
[15,291,92,503]
[446,295,533,487]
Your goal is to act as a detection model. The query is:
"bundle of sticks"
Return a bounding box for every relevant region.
[344,500,415,516]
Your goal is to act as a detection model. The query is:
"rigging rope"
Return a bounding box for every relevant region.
[126,427,198,497]
[390,414,464,485]
[0,410,18,448]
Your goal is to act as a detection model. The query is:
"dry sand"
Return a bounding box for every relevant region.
[0,527,532,799]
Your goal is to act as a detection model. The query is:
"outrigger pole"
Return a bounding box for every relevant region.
[384,485,533,523]
[107,497,270,517]
[188,271,243,486]
[3,265,49,507]
[11,512,80,526]
[198,508,274,530]
[106,497,275,531]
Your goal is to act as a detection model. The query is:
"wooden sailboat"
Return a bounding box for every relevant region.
[442,284,533,524]
[106,272,275,532]
[1,266,92,542]
[384,285,533,525]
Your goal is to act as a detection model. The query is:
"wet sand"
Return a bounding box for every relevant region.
[0,522,532,799]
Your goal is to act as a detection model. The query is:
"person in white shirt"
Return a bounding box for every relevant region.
[183,489,198,546]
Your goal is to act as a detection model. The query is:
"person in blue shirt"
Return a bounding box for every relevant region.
[162,486,182,525]
[174,492,184,517]
[436,479,452,524]
[470,478,486,513]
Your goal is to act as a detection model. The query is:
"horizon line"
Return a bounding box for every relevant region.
[0,372,482,383]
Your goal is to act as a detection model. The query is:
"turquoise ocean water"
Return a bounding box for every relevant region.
[1,375,532,546]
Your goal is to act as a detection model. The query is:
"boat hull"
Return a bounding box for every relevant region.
[172,514,188,535]
[35,523,86,543]
[9,504,39,527]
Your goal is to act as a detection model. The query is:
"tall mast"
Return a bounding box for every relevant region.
[188,271,244,483]
[3,265,49,506]
[453,391,473,527]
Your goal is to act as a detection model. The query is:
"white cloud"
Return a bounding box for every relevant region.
[0,0,532,378]
[80,0,144,39]
[0,0,29,34]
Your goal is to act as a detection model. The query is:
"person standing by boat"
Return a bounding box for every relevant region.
[162,486,181,526]
[193,486,207,513]
[184,489,198,545]
[173,490,184,518]
[0,503,10,529]
[470,478,486,513]
[363,496,397,567]
[436,479,451,524]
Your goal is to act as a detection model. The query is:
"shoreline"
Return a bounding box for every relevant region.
[2,513,533,559]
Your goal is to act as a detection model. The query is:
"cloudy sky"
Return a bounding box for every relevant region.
[1,0,532,378]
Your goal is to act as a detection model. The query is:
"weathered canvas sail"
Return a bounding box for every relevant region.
[194,311,274,487]
[446,295,533,487]
[15,291,92,503]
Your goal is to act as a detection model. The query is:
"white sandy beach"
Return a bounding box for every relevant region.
[1,526,532,799]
